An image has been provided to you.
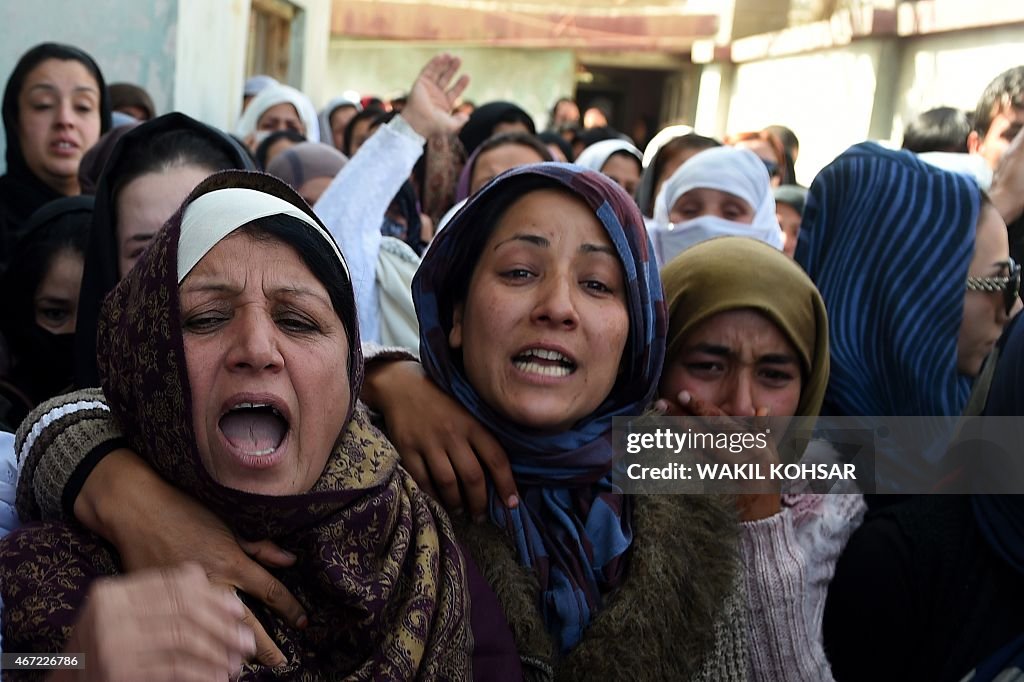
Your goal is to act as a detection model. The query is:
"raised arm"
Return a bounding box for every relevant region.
[313,53,469,344]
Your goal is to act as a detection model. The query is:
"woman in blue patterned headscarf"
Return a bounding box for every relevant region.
[413,163,739,678]
[797,142,1013,417]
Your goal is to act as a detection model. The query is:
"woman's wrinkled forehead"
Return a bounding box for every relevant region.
[176,187,346,284]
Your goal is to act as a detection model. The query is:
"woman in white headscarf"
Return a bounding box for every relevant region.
[318,95,362,151]
[236,83,320,149]
[574,138,643,197]
[650,145,784,266]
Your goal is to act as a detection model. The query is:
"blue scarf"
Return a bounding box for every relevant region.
[798,142,978,417]
[413,163,666,652]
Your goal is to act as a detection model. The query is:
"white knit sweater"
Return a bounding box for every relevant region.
[741,492,867,680]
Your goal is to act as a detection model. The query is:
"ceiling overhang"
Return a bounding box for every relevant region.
[331,0,718,52]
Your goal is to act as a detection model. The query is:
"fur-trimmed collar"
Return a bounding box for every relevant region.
[456,494,741,681]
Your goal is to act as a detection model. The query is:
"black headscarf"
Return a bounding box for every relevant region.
[0,195,92,427]
[457,101,535,157]
[0,43,111,265]
[73,112,254,387]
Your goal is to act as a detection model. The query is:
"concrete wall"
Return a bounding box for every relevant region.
[175,0,250,131]
[892,25,1024,143]
[287,0,332,110]
[0,0,331,169]
[723,40,888,186]
[0,1,180,130]
[175,0,329,133]
[711,23,1024,185]
[326,40,576,131]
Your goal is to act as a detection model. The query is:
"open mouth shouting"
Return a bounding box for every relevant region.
[217,396,291,469]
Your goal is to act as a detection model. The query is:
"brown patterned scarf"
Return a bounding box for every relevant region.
[0,171,471,680]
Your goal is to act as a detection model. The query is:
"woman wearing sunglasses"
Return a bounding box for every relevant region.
[962,225,1022,377]
[797,144,1017,419]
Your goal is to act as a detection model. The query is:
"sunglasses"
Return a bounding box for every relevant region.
[966,257,1021,315]
[761,159,779,177]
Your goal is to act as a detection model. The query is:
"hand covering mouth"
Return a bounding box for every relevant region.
[219,403,289,455]
[512,348,578,377]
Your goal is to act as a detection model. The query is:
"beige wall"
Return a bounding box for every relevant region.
[175,0,250,131]
[712,23,1024,186]
[289,0,333,109]
[174,0,331,132]
[326,40,576,130]
[724,40,888,185]
[892,25,1024,143]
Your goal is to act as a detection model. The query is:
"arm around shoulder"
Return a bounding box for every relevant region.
[14,388,125,524]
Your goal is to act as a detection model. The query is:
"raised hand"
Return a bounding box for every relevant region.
[400,53,471,140]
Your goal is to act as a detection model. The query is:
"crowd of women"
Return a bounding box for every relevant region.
[0,39,1021,681]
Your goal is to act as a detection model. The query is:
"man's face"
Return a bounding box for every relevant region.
[969,104,1024,170]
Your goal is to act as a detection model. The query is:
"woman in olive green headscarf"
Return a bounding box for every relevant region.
[659,236,829,422]
[657,236,862,681]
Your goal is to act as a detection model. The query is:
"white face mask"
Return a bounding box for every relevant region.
[653,215,784,266]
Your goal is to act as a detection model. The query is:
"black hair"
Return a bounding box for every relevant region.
[343,106,385,156]
[764,125,799,158]
[467,132,553,194]
[254,128,306,169]
[537,131,575,162]
[474,131,553,163]
[902,107,971,154]
[2,42,112,172]
[108,82,156,120]
[574,126,628,149]
[973,66,1024,137]
[327,102,358,130]
[458,102,537,157]
[641,133,721,208]
[606,149,641,173]
[547,97,578,128]
[370,110,399,131]
[0,198,91,331]
[237,214,359,383]
[112,128,238,199]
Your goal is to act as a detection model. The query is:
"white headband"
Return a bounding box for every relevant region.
[177,187,347,283]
